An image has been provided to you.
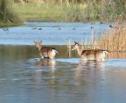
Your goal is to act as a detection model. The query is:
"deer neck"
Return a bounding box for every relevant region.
[38,45,42,51]
[76,46,82,56]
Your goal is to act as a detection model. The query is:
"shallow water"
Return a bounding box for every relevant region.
[0,22,126,103]
[0,22,110,45]
[0,45,126,103]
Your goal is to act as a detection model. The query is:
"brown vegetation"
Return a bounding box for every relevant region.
[99,22,126,58]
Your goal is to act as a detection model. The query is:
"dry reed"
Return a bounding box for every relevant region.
[98,23,126,58]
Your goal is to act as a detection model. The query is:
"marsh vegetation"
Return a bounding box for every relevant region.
[0,0,22,27]
[98,22,126,58]
[13,0,126,22]
[1,0,126,25]
[0,1,126,102]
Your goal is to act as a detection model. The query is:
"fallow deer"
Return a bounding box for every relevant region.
[72,42,108,61]
[34,40,58,59]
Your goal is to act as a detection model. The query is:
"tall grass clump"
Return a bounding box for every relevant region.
[81,0,126,22]
[62,3,87,22]
[99,0,126,21]
[0,0,22,26]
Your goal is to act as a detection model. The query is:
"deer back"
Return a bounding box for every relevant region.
[81,49,104,56]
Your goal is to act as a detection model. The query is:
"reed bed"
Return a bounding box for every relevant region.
[98,23,126,58]
[66,23,126,59]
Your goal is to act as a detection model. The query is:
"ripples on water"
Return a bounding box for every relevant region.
[0,22,110,45]
[0,22,125,103]
[0,45,126,103]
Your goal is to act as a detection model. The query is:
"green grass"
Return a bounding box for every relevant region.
[13,3,66,21]
[0,21,22,27]
[13,2,126,22]
[0,0,22,27]
[13,3,89,22]
[1,0,126,25]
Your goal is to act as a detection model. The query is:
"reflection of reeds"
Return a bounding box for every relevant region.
[98,23,126,58]
[67,40,72,58]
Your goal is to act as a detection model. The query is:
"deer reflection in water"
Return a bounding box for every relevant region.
[35,58,56,72]
[74,60,106,86]
[32,58,57,85]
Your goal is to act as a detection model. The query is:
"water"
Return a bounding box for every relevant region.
[0,22,126,103]
[0,22,110,45]
[0,45,126,103]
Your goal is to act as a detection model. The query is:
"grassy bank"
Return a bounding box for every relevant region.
[1,0,126,26]
[13,3,65,22]
[13,3,87,22]
[13,0,126,22]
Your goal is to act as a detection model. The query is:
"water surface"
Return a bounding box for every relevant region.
[0,22,126,103]
[0,45,126,103]
[0,22,110,45]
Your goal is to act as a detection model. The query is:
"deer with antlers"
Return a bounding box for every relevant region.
[72,42,108,61]
[34,40,58,59]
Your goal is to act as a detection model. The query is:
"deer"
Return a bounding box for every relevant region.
[34,40,58,59]
[72,42,109,61]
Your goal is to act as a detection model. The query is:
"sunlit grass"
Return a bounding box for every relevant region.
[13,3,66,21]
[1,0,126,25]
[13,1,126,22]
[13,3,88,22]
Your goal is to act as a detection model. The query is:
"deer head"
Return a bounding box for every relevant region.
[72,41,80,50]
[34,40,43,50]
